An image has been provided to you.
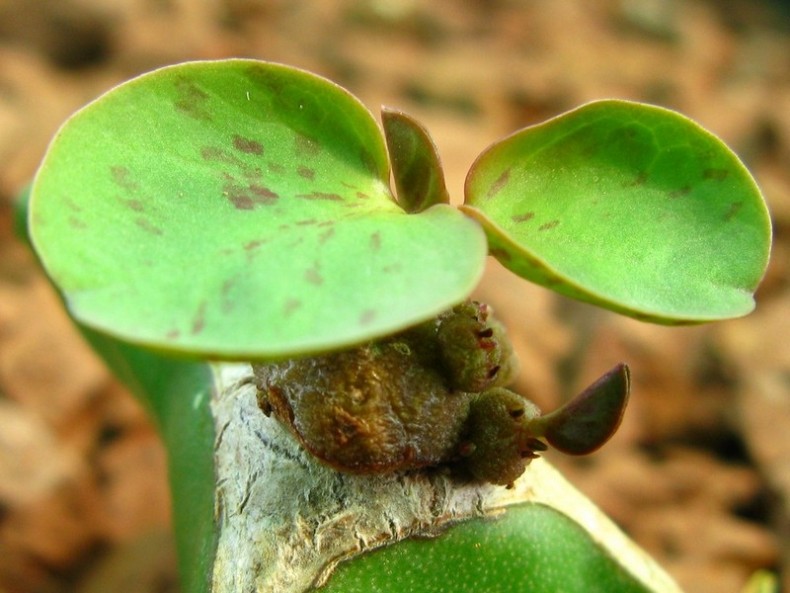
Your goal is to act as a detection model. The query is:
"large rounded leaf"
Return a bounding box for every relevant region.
[323,504,660,593]
[463,100,771,324]
[29,60,486,359]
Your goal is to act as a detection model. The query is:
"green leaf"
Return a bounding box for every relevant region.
[29,60,486,360]
[463,100,771,324]
[323,504,659,593]
[314,459,683,593]
[16,189,216,593]
[382,107,451,212]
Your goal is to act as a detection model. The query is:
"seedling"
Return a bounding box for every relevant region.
[25,59,772,592]
[29,60,769,356]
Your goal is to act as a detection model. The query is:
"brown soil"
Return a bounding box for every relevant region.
[0,1,788,592]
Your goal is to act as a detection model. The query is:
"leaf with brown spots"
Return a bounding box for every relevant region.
[464,100,771,324]
[29,59,487,359]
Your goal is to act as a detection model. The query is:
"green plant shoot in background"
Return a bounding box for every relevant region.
[21,60,772,593]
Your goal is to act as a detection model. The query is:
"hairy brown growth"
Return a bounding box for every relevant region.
[253,301,629,485]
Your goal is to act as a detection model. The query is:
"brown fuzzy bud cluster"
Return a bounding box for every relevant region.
[253,301,629,486]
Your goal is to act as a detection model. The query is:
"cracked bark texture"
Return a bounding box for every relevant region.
[210,363,680,593]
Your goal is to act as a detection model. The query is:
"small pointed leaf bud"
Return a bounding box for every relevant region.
[534,364,630,455]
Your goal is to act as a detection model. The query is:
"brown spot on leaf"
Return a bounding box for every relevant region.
[284,298,302,316]
[244,239,266,251]
[359,309,376,325]
[62,196,83,213]
[220,278,239,312]
[242,239,268,263]
[704,168,729,181]
[512,212,535,223]
[232,134,264,155]
[235,197,257,210]
[356,192,370,200]
[668,186,691,199]
[191,301,207,335]
[221,278,235,297]
[318,227,335,244]
[296,219,317,226]
[166,329,181,340]
[724,201,743,221]
[268,162,285,174]
[120,198,144,212]
[370,232,382,251]
[110,166,139,192]
[68,216,87,229]
[296,191,343,201]
[224,180,279,210]
[486,168,511,199]
[225,187,254,210]
[538,220,560,231]
[174,78,211,121]
[243,64,290,105]
[135,217,163,235]
[203,146,263,181]
[304,262,323,286]
[249,184,279,203]
[297,166,315,180]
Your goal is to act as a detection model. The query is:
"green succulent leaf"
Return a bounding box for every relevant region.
[463,100,771,324]
[29,60,486,359]
[15,190,215,593]
[324,504,658,593]
[382,106,451,212]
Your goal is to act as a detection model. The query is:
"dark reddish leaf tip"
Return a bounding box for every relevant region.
[535,363,630,455]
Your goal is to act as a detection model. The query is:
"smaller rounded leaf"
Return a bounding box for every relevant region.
[464,100,771,324]
[30,60,487,359]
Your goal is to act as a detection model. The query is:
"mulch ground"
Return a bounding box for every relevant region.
[0,1,788,592]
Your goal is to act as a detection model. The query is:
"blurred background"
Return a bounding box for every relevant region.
[0,1,788,592]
